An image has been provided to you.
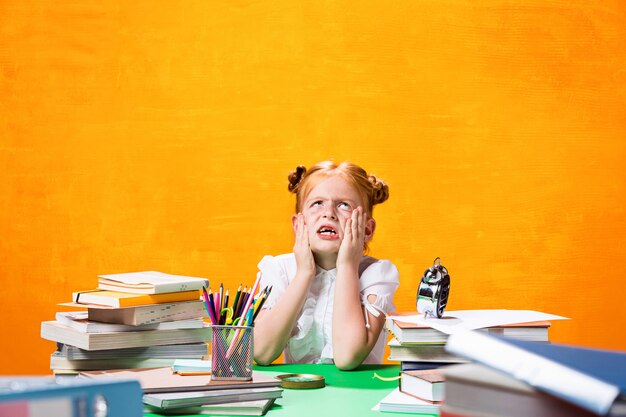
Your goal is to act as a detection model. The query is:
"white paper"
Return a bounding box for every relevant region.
[392,309,568,335]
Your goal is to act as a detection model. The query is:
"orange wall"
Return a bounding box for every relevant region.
[1,1,625,374]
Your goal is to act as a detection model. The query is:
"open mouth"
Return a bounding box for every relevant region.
[317,225,338,236]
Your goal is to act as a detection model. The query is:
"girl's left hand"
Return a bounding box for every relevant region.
[337,206,366,269]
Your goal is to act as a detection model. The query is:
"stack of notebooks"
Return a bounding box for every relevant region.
[40,271,212,373]
[385,310,554,372]
[80,366,283,416]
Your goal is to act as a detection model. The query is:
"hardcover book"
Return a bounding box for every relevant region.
[71,289,200,308]
[55,311,204,333]
[57,342,208,360]
[442,363,601,417]
[446,330,626,416]
[41,321,211,351]
[387,315,550,344]
[388,338,467,363]
[399,369,445,402]
[143,398,277,416]
[142,386,283,409]
[81,367,282,394]
[98,271,209,294]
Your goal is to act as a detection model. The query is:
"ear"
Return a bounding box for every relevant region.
[364,217,376,242]
[291,214,299,234]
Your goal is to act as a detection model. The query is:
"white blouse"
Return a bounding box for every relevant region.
[257,253,400,364]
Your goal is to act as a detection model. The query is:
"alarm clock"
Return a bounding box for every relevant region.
[416,257,451,318]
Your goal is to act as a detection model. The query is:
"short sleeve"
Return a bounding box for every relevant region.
[257,254,294,310]
[359,259,400,315]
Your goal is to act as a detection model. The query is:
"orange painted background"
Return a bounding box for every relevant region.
[1,1,625,374]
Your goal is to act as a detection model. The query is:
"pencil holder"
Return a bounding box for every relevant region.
[211,325,253,381]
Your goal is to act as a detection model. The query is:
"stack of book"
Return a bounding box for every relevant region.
[41,271,212,374]
[441,331,626,417]
[386,310,554,372]
[376,309,569,415]
[81,366,283,416]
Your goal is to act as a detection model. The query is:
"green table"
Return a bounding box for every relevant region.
[144,364,400,417]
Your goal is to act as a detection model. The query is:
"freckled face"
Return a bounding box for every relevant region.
[298,176,364,254]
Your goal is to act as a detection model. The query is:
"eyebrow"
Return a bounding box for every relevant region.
[305,196,358,205]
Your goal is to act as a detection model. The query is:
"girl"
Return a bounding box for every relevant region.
[253,161,399,370]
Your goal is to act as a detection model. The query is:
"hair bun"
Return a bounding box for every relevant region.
[288,165,307,193]
[369,174,389,205]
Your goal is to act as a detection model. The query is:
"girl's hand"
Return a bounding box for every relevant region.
[293,213,316,278]
[337,206,366,270]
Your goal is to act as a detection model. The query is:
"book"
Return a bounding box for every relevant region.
[55,311,204,333]
[80,367,282,394]
[373,387,440,415]
[400,369,445,402]
[171,359,212,373]
[387,315,550,343]
[0,377,143,417]
[41,321,211,351]
[57,342,208,360]
[71,289,201,308]
[441,363,600,417]
[88,300,207,325]
[50,351,184,371]
[98,271,209,294]
[389,338,467,363]
[142,386,283,409]
[401,361,456,372]
[445,330,626,416]
[143,398,276,416]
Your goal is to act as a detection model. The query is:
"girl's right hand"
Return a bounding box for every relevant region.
[293,213,316,278]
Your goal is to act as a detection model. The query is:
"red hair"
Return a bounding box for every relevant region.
[287,161,389,217]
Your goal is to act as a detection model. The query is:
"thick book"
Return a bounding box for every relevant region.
[81,367,282,394]
[0,377,143,417]
[71,289,201,308]
[387,314,550,343]
[98,271,209,294]
[442,363,600,417]
[373,387,440,415]
[446,330,626,416]
[50,351,185,371]
[88,300,206,325]
[143,398,276,416]
[142,386,283,409]
[57,342,208,360]
[388,338,467,363]
[41,321,211,351]
[399,369,445,402]
[55,311,204,333]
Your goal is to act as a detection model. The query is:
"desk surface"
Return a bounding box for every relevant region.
[144,363,400,417]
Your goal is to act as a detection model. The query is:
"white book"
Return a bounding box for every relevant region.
[143,398,276,416]
[98,271,209,294]
[143,387,283,409]
[55,311,204,333]
[50,352,183,371]
[41,321,211,351]
[57,342,208,360]
[373,388,441,414]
